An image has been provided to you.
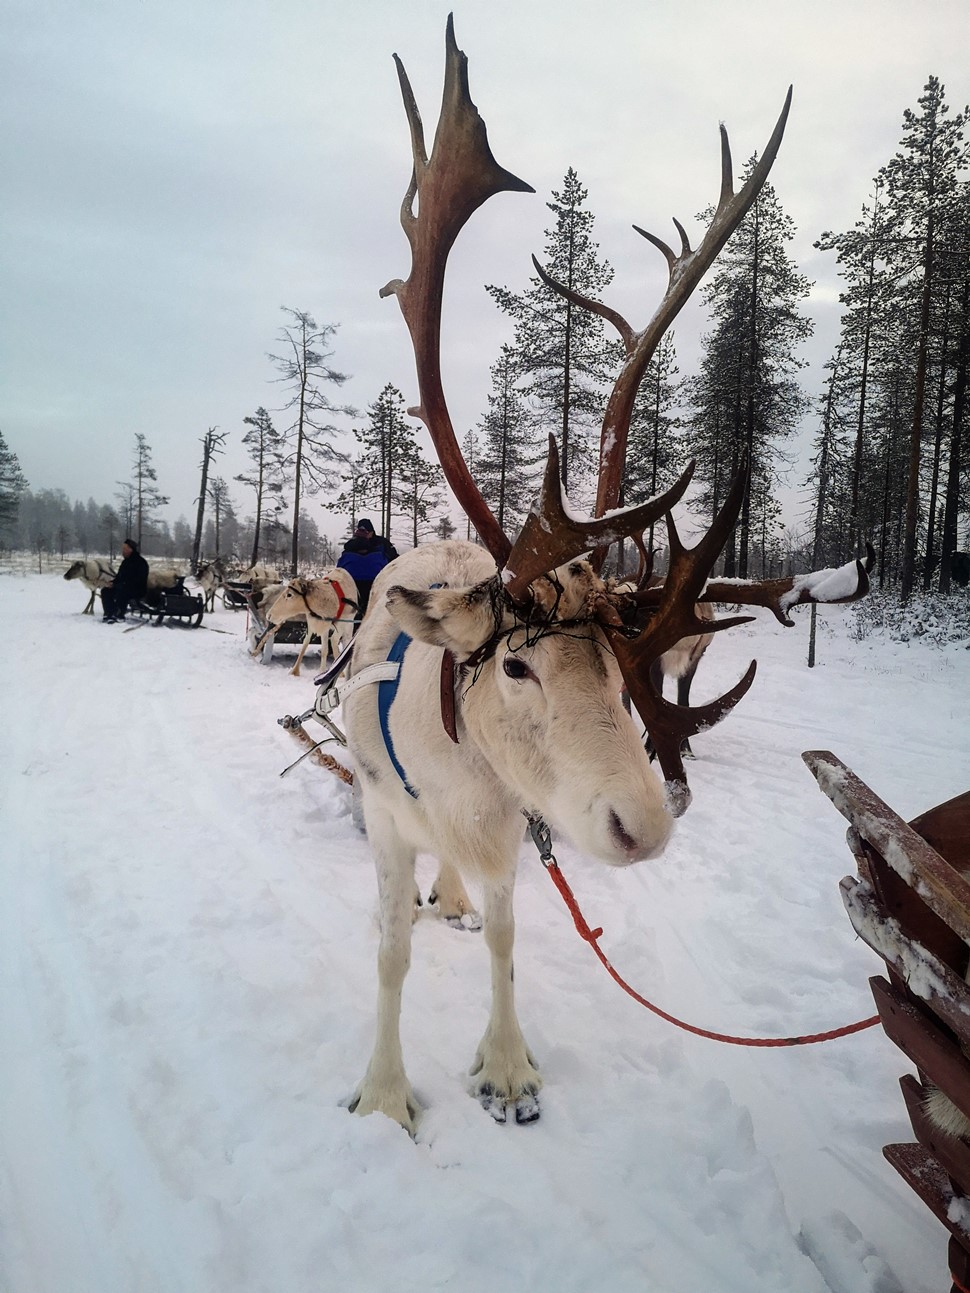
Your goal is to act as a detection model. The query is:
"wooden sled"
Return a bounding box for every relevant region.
[806,749,970,1293]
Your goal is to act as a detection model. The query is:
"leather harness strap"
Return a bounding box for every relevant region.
[439,652,459,744]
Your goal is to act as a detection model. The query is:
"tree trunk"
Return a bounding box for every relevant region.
[940,267,969,592]
[901,207,935,601]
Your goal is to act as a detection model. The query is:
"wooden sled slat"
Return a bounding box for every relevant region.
[900,1075,970,1192]
[883,1143,970,1244]
[805,751,970,943]
[870,976,970,1133]
[841,879,970,1045]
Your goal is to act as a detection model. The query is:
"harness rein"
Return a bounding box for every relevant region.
[303,608,879,1051]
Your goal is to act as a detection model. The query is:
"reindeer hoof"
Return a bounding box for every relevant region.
[514,1091,541,1124]
[477,1083,507,1123]
[428,888,482,931]
[443,911,483,932]
[476,1081,540,1125]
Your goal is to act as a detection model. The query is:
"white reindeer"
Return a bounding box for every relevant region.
[344,541,676,1129]
[63,558,115,613]
[251,571,359,676]
[333,23,871,1133]
[196,557,229,612]
[244,562,280,594]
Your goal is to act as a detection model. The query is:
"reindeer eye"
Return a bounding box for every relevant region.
[503,655,531,680]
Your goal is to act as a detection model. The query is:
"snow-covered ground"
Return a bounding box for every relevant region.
[2,568,967,1293]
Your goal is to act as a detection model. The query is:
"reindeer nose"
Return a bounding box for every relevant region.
[608,810,640,861]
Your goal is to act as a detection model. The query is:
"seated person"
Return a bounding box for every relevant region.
[336,518,398,619]
[100,538,149,622]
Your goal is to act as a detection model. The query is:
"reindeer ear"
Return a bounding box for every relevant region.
[385,580,500,656]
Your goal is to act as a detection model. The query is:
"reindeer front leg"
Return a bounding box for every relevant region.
[469,878,541,1124]
[349,814,421,1133]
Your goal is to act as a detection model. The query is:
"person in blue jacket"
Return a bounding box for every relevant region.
[336,519,398,619]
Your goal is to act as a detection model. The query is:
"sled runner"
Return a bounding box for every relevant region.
[126,577,205,628]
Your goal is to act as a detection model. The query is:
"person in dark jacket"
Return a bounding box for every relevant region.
[100,538,150,622]
[336,518,398,619]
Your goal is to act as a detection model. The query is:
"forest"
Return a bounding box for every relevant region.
[1,77,968,600]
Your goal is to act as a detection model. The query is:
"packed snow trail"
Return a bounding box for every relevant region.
[2,570,965,1292]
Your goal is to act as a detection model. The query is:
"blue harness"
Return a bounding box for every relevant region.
[377,631,419,799]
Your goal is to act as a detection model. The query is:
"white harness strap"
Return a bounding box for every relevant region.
[312,661,401,722]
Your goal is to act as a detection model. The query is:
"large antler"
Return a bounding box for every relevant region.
[609,528,874,811]
[605,469,757,811]
[502,90,791,588]
[380,15,534,564]
[502,437,695,600]
[532,87,793,542]
[700,543,876,624]
[383,17,770,597]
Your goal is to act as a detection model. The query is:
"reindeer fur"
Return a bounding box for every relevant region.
[63,558,115,613]
[255,570,359,676]
[343,540,674,1132]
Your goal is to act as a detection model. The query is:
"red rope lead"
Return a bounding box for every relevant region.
[543,859,880,1048]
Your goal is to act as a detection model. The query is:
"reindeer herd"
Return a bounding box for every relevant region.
[62,21,885,1137]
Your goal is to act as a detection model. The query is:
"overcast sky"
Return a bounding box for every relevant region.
[4,0,968,544]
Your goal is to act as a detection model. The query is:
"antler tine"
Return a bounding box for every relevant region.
[590,88,792,558]
[380,15,534,565]
[610,527,874,809]
[501,437,695,602]
[701,540,875,624]
[528,89,793,571]
[631,532,654,590]
[604,465,756,809]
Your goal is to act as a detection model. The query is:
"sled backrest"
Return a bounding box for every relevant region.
[806,749,970,1292]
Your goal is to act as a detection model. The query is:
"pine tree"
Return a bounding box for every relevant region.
[460,429,480,541]
[393,441,445,547]
[939,186,970,591]
[0,430,28,537]
[816,182,894,546]
[126,434,168,546]
[881,77,969,599]
[236,407,285,568]
[270,308,354,575]
[323,385,427,546]
[323,456,373,537]
[192,427,227,569]
[803,347,856,569]
[623,334,683,559]
[688,162,813,576]
[100,505,120,560]
[473,345,538,533]
[487,168,619,498]
[204,477,235,556]
[816,78,970,597]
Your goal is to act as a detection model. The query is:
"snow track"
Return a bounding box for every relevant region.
[1,573,964,1292]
